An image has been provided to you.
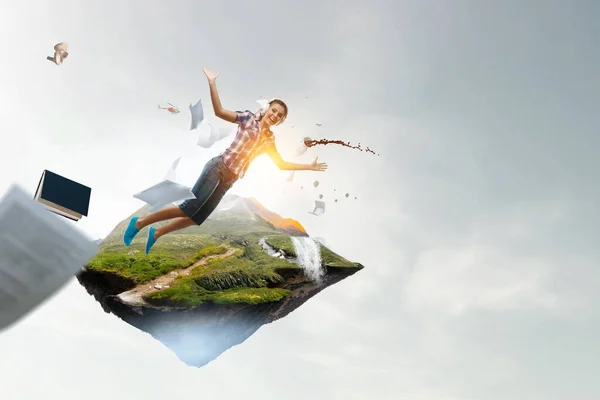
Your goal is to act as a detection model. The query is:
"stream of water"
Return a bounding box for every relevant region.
[291,236,324,283]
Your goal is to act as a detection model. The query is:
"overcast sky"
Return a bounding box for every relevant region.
[0,0,599,399]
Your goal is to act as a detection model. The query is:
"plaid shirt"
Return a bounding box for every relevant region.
[221,110,275,179]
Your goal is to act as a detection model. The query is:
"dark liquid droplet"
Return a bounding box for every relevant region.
[304,138,380,156]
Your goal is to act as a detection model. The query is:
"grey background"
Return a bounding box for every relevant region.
[0,1,598,399]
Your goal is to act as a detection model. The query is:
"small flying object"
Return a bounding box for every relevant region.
[158,103,180,114]
[47,42,69,65]
[308,200,325,216]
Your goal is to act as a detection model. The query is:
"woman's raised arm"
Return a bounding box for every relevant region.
[203,67,238,123]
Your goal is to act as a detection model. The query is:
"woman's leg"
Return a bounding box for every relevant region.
[143,214,197,254]
[177,157,223,223]
[135,205,186,230]
[125,157,222,246]
[154,217,196,239]
[185,180,233,227]
[184,159,238,226]
[124,205,186,246]
[145,172,235,253]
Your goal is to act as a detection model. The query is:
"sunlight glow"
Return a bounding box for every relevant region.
[231,155,287,209]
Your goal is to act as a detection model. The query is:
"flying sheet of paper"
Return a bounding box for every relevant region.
[134,180,195,213]
[0,184,98,332]
[196,125,213,148]
[207,122,233,142]
[134,157,195,212]
[308,200,325,216]
[196,121,215,148]
[197,121,234,148]
[164,156,181,182]
[189,99,204,130]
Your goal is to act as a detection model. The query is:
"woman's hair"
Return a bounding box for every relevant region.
[259,98,288,124]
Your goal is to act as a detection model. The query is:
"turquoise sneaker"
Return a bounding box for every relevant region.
[145,227,158,255]
[123,216,140,246]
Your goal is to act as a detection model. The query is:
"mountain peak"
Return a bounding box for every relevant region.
[211,195,307,236]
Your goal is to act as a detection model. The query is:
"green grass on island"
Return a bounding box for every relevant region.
[86,210,360,307]
[87,241,231,283]
[143,239,298,307]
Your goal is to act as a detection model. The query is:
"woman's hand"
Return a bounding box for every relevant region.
[309,156,328,171]
[202,67,220,83]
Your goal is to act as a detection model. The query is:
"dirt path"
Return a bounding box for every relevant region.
[116,246,237,307]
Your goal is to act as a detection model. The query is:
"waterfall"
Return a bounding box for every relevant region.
[291,236,324,283]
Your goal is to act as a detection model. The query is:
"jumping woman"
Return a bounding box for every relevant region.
[124,66,328,254]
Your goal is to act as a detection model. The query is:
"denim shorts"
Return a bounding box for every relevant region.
[179,155,238,225]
